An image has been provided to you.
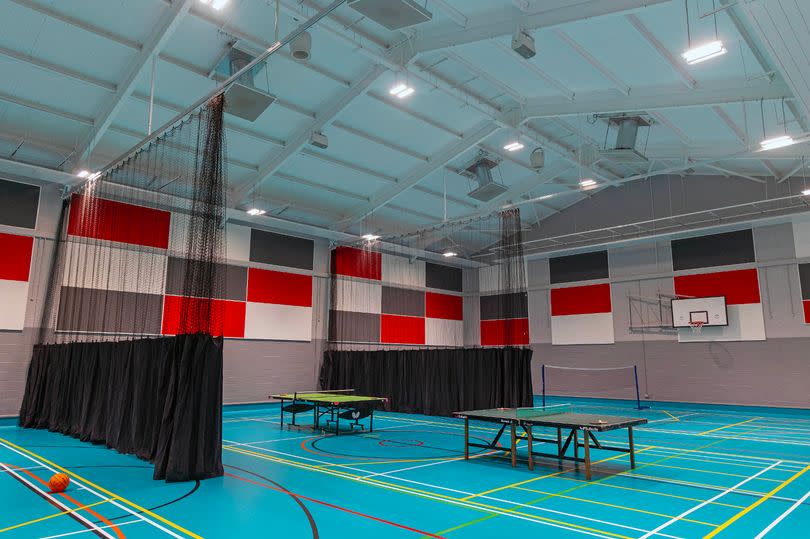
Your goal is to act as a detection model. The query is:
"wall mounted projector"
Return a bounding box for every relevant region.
[348,0,432,30]
[310,131,328,149]
[512,30,536,59]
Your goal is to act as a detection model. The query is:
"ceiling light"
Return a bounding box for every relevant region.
[389,83,414,99]
[246,208,266,216]
[682,40,726,65]
[802,189,810,196]
[199,0,229,9]
[362,234,380,241]
[537,194,553,200]
[579,178,597,190]
[87,172,101,181]
[760,135,796,151]
[442,251,457,258]
[504,141,525,152]
[76,170,90,178]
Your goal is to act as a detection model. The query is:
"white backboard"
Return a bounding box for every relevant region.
[671,296,728,327]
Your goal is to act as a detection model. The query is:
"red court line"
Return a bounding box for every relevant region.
[224,471,446,538]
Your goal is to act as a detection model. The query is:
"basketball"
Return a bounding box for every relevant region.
[48,473,70,493]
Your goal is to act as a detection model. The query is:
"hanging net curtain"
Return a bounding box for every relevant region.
[20,96,228,482]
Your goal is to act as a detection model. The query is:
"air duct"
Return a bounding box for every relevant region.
[465,156,508,202]
[213,46,277,122]
[597,115,650,165]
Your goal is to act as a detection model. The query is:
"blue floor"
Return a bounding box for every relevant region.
[2,397,810,538]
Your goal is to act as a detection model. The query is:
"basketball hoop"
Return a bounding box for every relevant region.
[689,321,704,335]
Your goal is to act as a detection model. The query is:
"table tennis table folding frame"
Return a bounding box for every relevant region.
[454,412,646,480]
[271,392,387,436]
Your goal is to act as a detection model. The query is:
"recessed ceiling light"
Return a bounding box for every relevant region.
[362,234,380,241]
[579,178,597,190]
[504,141,525,152]
[442,251,457,258]
[246,208,266,216]
[76,170,90,178]
[682,40,726,65]
[199,0,229,9]
[760,135,796,151]
[389,83,414,99]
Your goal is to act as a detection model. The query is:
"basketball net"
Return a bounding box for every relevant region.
[689,321,704,335]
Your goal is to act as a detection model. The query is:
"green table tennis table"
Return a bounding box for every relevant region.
[269,390,387,435]
[453,404,647,480]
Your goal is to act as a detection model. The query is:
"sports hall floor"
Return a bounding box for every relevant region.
[2,397,809,539]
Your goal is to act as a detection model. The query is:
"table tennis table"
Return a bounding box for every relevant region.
[453,404,647,480]
[269,390,387,435]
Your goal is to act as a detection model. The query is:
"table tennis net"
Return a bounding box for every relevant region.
[541,364,644,409]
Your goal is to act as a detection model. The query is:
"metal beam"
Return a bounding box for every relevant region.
[233,66,386,203]
[779,160,805,183]
[430,0,468,27]
[624,14,697,89]
[445,51,526,104]
[552,29,630,95]
[75,0,192,164]
[649,111,692,146]
[412,0,670,54]
[521,78,792,118]
[703,164,765,183]
[489,40,574,101]
[712,105,748,145]
[335,121,499,228]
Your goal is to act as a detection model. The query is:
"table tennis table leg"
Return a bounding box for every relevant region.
[510,423,517,468]
[628,426,636,468]
[527,425,534,471]
[557,428,562,458]
[464,418,469,460]
[573,430,579,461]
[583,429,591,480]
[369,410,374,433]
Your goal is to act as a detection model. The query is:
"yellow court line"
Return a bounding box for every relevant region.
[662,411,680,422]
[644,462,782,482]
[0,499,110,533]
[0,438,202,539]
[513,486,717,526]
[699,417,760,436]
[225,445,635,539]
[703,462,810,539]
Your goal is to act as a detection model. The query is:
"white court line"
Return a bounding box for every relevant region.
[40,519,141,539]
[753,488,810,538]
[224,423,414,447]
[638,460,782,539]
[0,440,187,539]
[0,462,116,539]
[227,441,684,539]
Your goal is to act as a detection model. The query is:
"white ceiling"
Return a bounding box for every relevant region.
[1,0,810,251]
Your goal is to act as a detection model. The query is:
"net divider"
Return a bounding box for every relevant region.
[541,363,649,411]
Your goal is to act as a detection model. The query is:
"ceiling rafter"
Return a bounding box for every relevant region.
[489,40,575,101]
[552,29,630,95]
[649,111,693,146]
[75,0,193,164]
[430,0,468,27]
[624,14,697,89]
[445,50,526,104]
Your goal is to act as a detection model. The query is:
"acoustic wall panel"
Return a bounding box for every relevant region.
[0,280,28,330]
[381,286,424,316]
[0,179,39,229]
[332,280,381,314]
[329,310,380,343]
[550,283,614,345]
[381,314,425,345]
[799,263,810,323]
[550,250,609,284]
[0,232,34,330]
[382,254,425,288]
[480,293,529,320]
[249,228,314,270]
[671,229,755,271]
[425,292,463,320]
[59,287,164,334]
[246,267,312,307]
[63,243,168,295]
[426,318,463,346]
[244,302,312,341]
[67,194,171,249]
[480,318,529,346]
[425,262,462,292]
[161,295,245,338]
[165,257,246,301]
[227,224,251,262]
[332,246,381,280]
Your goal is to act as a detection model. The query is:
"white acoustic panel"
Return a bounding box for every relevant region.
[382,253,425,288]
[678,304,765,342]
[479,265,499,293]
[552,313,615,345]
[794,218,810,258]
[227,224,251,262]
[426,318,463,347]
[244,302,312,341]
[332,279,381,314]
[168,212,188,255]
[0,280,28,330]
[61,243,167,295]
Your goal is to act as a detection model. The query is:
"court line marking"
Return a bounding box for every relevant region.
[638,460,781,539]
[753,487,810,538]
[704,462,810,539]
[642,462,782,482]
[661,411,680,422]
[40,520,142,539]
[0,438,196,539]
[223,423,413,447]
[225,444,684,539]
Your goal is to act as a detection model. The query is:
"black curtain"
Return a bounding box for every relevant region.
[319,347,533,416]
[19,334,223,482]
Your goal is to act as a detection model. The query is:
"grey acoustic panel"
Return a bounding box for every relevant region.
[381,286,424,316]
[480,292,529,321]
[165,257,247,300]
[799,263,810,299]
[671,229,754,271]
[249,229,314,270]
[0,179,39,229]
[56,287,163,334]
[550,250,609,284]
[328,310,380,343]
[426,262,462,292]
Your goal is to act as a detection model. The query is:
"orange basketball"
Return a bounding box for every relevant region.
[48,473,70,493]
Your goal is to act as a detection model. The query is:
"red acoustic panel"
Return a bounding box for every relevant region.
[0,232,33,281]
[332,246,381,280]
[162,295,245,338]
[425,292,463,320]
[247,268,312,307]
[68,194,171,249]
[674,268,760,305]
[480,318,529,346]
[550,283,612,316]
[380,314,425,344]
[803,300,810,324]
